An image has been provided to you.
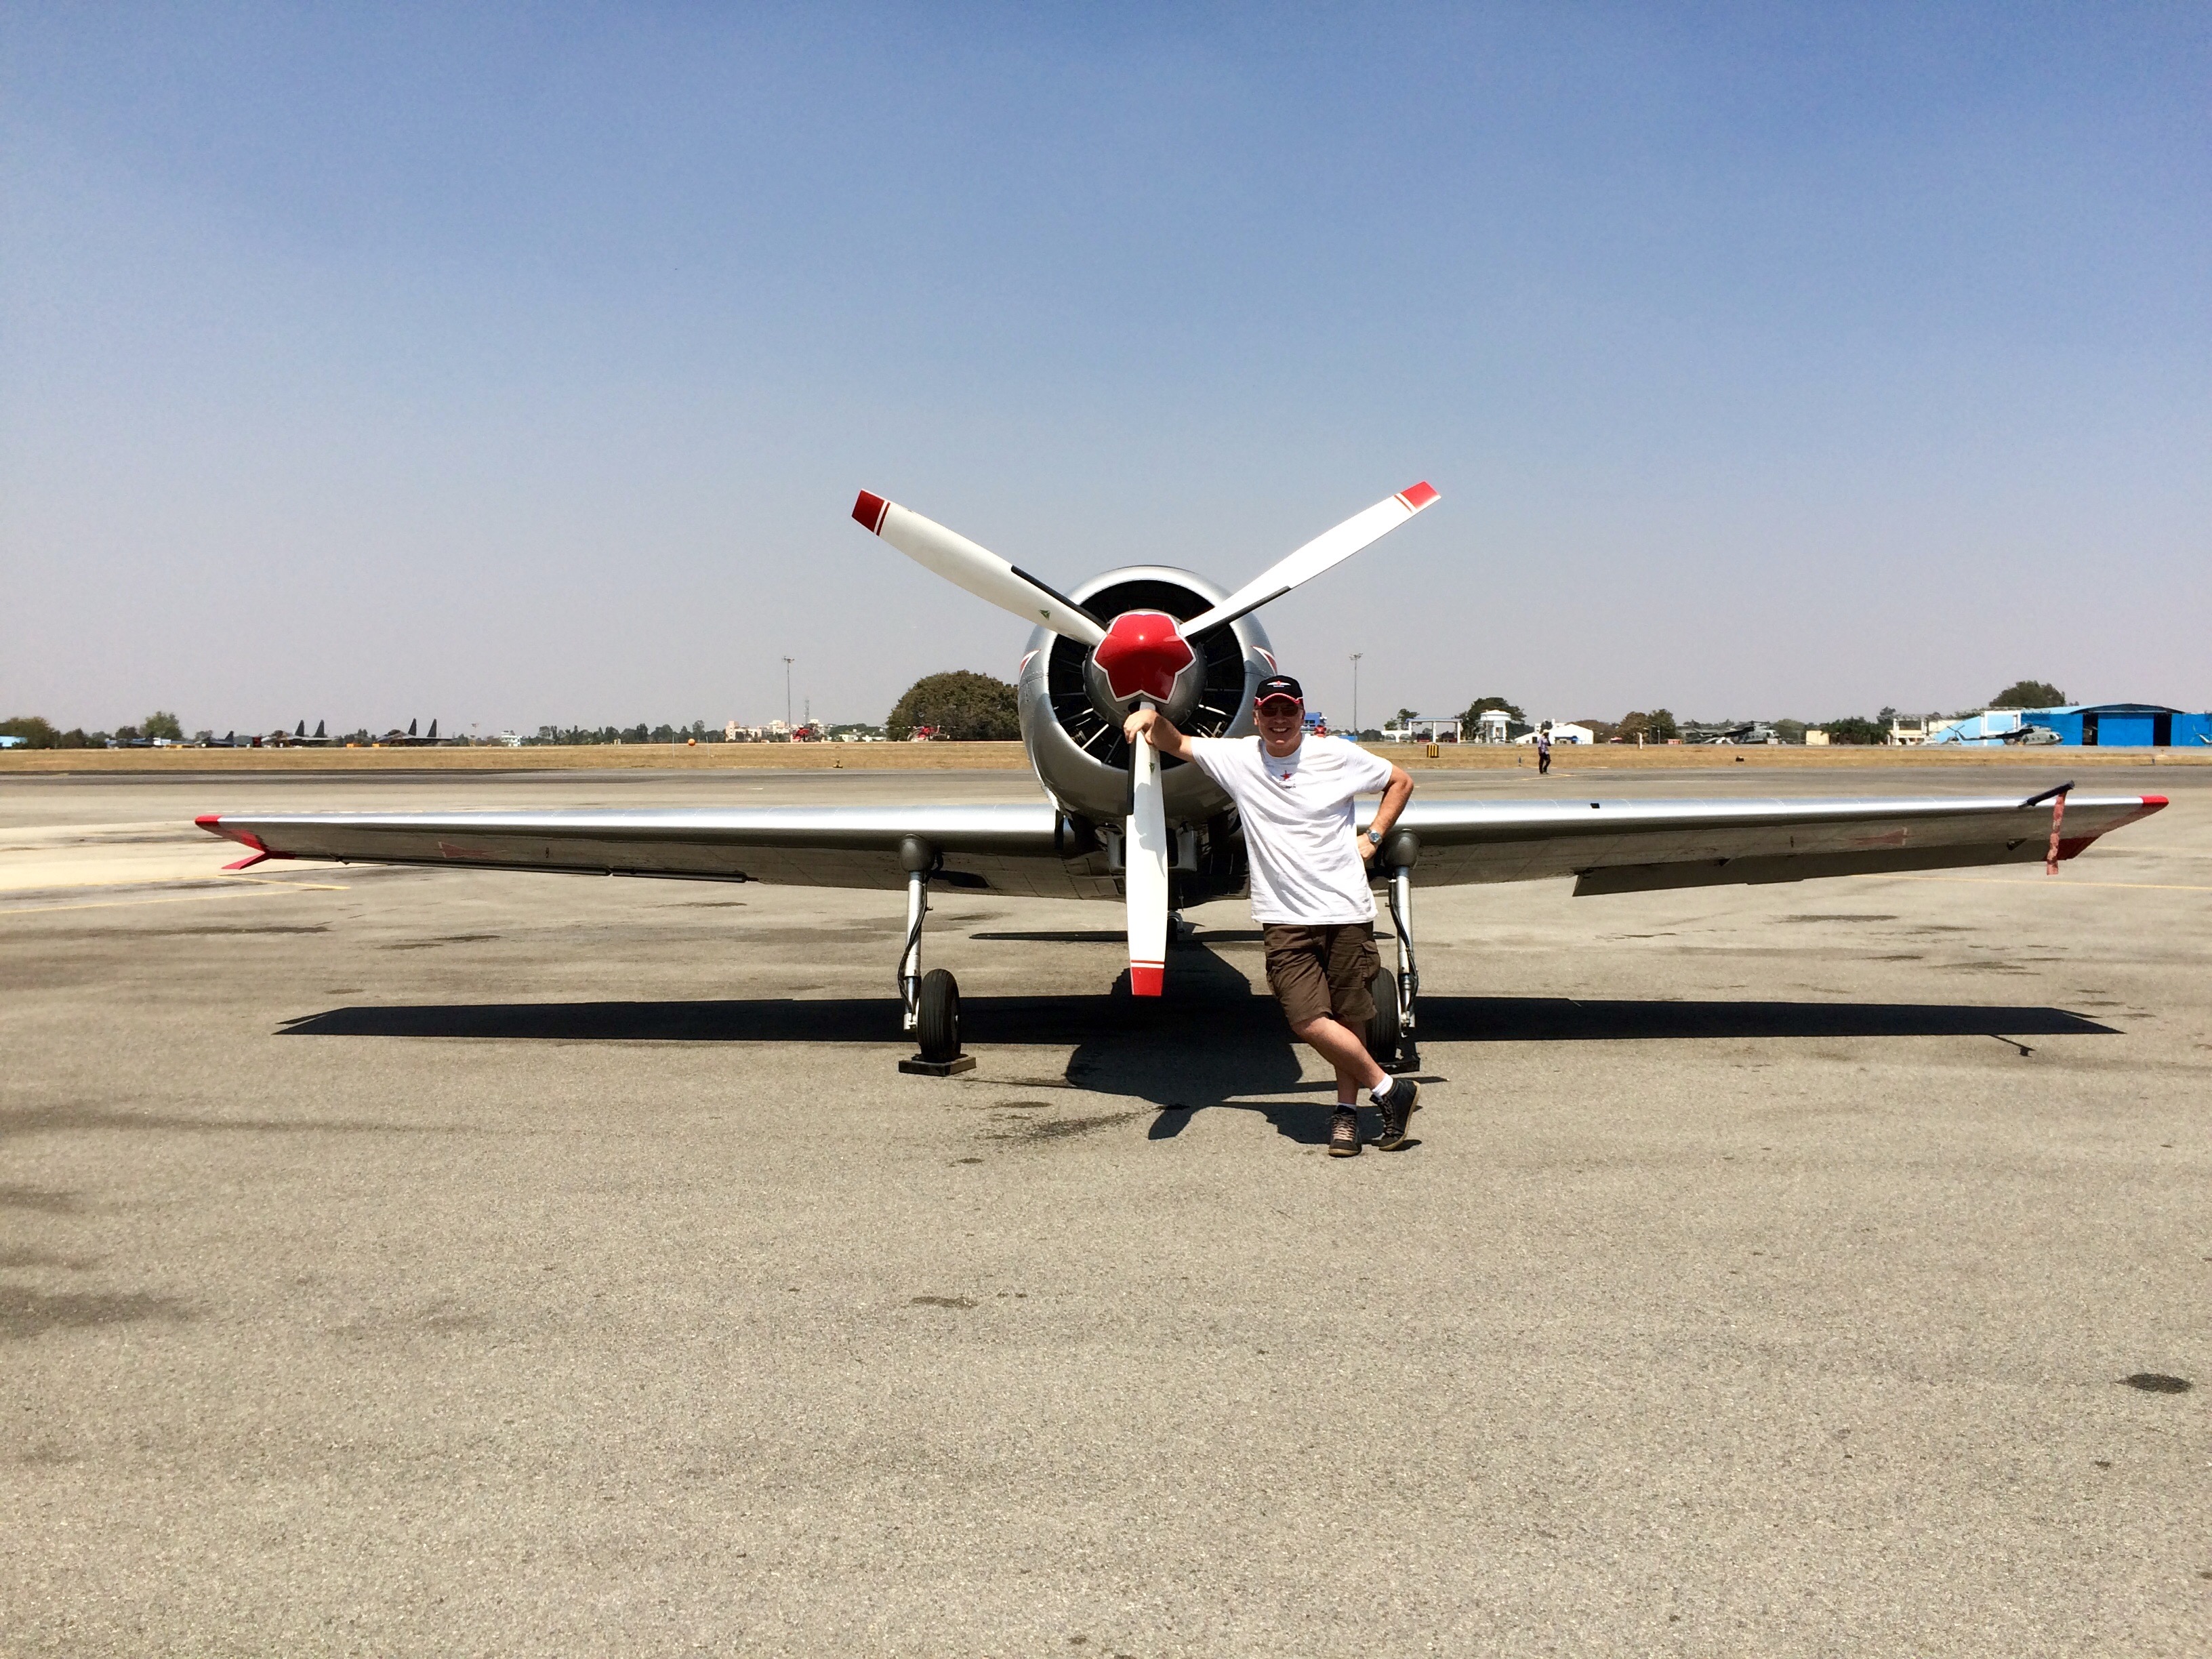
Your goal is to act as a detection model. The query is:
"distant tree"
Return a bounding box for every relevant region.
[113,724,142,744]
[1990,679,2066,709]
[1821,716,1888,745]
[1573,718,1620,744]
[1,716,59,748]
[142,711,184,741]
[1644,708,1679,742]
[1773,718,1808,744]
[887,671,1021,741]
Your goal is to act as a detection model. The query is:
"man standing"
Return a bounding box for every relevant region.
[1124,675,1418,1157]
[1536,724,1553,776]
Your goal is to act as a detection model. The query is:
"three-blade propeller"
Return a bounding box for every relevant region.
[853,480,1440,996]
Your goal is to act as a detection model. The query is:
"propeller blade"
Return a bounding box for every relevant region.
[1125,718,1170,997]
[853,491,1107,647]
[1182,481,1439,638]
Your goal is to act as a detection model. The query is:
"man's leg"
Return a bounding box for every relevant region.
[1265,924,1371,1155]
[1292,1012,1381,1157]
[1291,1011,1385,1094]
[1317,922,1421,1151]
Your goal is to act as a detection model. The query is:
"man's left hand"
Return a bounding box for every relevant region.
[1358,834,1378,865]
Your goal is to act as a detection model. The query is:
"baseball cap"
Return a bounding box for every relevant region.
[1253,674,1304,706]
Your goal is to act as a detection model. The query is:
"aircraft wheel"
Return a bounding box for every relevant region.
[917,968,962,1062]
[1365,968,1400,1065]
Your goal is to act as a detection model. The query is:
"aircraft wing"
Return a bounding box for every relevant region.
[196,803,1109,899]
[1385,792,2167,895]
[199,790,2168,903]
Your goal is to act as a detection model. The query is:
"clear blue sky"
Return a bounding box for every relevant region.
[4,3,2206,733]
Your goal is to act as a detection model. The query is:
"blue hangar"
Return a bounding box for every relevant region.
[1926,703,2211,747]
[2026,704,2210,747]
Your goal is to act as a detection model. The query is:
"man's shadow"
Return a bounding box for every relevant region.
[1059,940,1328,1145]
[279,930,2117,1149]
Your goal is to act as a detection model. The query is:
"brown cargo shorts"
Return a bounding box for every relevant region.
[1262,921,1381,1030]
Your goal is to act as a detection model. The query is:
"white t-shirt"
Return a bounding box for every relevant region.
[1187,734,1397,925]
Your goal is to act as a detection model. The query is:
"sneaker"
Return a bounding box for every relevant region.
[1374,1078,1420,1150]
[1328,1106,1361,1157]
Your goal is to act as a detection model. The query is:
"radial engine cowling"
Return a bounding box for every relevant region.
[1017,566,1275,826]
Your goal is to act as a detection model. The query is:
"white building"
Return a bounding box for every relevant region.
[1514,722,1595,745]
[1381,716,1462,743]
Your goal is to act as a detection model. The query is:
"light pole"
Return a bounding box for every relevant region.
[1350,653,1361,736]
[783,657,794,733]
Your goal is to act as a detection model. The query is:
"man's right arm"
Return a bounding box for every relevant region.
[1122,706,1195,762]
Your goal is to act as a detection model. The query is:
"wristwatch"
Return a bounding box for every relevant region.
[1366,830,1384,846]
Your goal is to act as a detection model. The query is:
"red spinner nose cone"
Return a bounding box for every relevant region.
[1094,611,1195,703]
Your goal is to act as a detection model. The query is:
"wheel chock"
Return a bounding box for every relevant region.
[899,1054,977,1077]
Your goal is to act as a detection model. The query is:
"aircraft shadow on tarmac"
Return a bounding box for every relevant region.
[281,940,2116,1130]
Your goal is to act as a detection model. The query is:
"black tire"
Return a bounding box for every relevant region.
[917,968,962,1062]
[1365,966,1400,1065]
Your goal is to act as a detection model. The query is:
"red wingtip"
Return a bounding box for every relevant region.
[198,817,268,853]
[1130,963,1164,998]
[2142,794,2169,808]
[1397,480,1439,512]
[852,490,889,533]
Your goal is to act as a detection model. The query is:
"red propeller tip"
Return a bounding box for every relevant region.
[1130,963,1164,997]
[852,490,889,533]
[1397,481,1439,511]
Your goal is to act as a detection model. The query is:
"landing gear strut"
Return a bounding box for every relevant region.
[895,836,975,1076]
[1365,833,1420,1073]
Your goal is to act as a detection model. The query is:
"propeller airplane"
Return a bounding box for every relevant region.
[197,481,2168,1073]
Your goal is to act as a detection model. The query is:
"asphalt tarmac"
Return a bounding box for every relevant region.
[3,764,2207,1655]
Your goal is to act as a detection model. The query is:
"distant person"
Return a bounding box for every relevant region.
[1536,726,1553,775]
[1124,676,1418,1158]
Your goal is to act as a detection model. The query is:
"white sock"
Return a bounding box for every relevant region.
[1370,1077,1395,1103]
